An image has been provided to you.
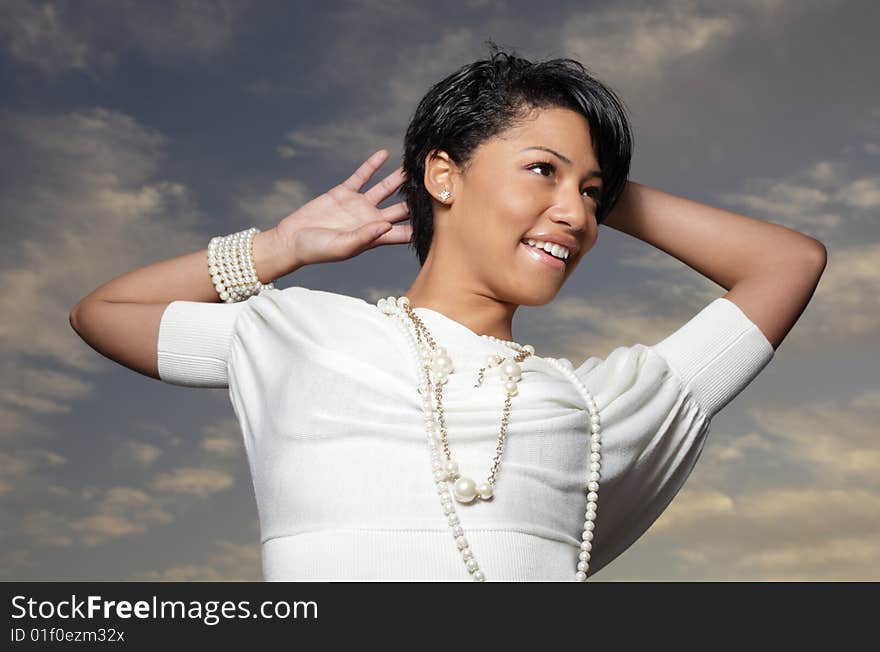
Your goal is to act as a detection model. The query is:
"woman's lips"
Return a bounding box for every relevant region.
[520,241,566,271]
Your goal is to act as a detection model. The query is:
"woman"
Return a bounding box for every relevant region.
[70,45,827,581]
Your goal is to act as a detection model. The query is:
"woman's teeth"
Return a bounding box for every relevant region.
[525,239,569,260]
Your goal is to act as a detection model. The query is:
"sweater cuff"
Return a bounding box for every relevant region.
[157,300,249,387]
[650,298,775,419]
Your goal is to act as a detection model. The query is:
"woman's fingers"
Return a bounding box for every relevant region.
[378,200,410,222]
[372,222,413,247]
[363,165,407,206]
[341,149,389,193]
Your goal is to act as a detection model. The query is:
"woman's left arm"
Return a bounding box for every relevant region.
[602,181,828,351]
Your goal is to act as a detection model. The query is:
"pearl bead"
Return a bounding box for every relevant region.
[444,459,459,476]
[500,359,522,379]
[453,476,477,503]
[476,482,493,500]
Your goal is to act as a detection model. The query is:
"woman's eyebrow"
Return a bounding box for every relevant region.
[519,145,603,180]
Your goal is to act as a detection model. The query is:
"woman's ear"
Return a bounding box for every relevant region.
[423,149,459,204]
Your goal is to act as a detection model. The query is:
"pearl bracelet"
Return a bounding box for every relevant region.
[208,227,275,303]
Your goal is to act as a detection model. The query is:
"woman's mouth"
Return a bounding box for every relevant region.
[519,239,567,271]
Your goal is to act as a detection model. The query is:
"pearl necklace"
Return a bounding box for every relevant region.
[377,295,603,582]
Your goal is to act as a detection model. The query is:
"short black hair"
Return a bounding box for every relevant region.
[399,40,634,267]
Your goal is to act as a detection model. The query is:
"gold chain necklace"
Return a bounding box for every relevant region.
[403,302,534,503]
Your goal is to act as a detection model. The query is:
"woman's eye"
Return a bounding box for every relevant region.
[527,161,555,178]
[528,162,602,202]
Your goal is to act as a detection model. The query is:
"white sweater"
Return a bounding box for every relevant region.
[157,286,774,581]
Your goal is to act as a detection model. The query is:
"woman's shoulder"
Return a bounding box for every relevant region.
[243,285,394,346]
[270,285,375,312]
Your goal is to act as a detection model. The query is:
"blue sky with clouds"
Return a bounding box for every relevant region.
[1,0,878,580]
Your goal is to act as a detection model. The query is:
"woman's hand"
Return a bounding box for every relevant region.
[276,149,412,268]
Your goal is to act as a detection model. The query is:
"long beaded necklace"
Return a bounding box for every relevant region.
[377,295,604,582]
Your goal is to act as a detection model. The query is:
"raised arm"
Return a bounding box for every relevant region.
[68,148,413,383]
[602,181,827,351]
[69,227,294,380]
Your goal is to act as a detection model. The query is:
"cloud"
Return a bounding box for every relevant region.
[127,539,261,581]
[21,509,75,547]
[235,178,312,226]
[735,535,879,572]
[10,452,241,552]
[561,0,743,82]
[0,106,211,438]
[645,484,880,579]
[151,467,236,497]
[72,486,175,546]
[0,368,93,416]
[199,419,243,458]
[0,0,254,79]
[0,448,67,497]
[718,160,877,241]
[0,549,39,578]
[275,28,485,167]
[750,390,880,488]
[631,388,880,580]
[111,440,163,469]
[21,485,175,548]
[650,488,736,531]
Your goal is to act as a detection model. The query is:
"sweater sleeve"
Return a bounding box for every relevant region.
[156,297,259,388]
[565,298,774,575]
[648,297,775,420]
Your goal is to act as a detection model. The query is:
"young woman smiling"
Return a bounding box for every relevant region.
[70,43,826,582]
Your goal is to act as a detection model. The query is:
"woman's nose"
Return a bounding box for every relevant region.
[550,188,591,229]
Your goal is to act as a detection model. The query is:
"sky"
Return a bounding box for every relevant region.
[1,0,878,581]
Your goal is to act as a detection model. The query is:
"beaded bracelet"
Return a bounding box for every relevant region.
[208,227,275,303]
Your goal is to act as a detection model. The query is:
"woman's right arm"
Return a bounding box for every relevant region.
[69,148,412,383]
[69,227,295,381]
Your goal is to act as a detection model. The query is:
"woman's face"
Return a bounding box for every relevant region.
[430,106,602,307]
